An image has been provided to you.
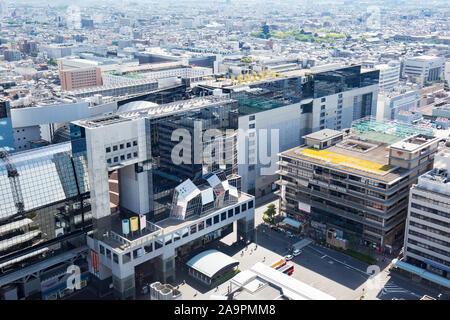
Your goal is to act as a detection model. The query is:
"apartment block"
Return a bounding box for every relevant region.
[402,150,450,285]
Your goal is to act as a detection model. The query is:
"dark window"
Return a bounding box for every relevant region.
[221,212,227,221]
[213,215,220,224]
[133,140,138,146]
[113,157,118,162]
[206,218,212,227]
[242,203,247,212]
[249,115,255,120]
[144,244,153,253]
[107,158,112,164]
[120,155,125,161]
[127,142,131,148]
[248,200,254,209]
[235,206,241,214]
[228,209,234,218]
[133,152,138,157]
[321,97,326,102]
[113,145,118,151]
[99,245,105,255]
[249,123,255,129]
[106,147,111,153]
[120,144,124,149]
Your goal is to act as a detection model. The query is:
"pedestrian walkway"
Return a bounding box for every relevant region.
[379,283,421,298]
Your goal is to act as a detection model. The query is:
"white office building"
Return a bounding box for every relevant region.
[402,150,450,289]
[375,61,401,91]
[403,56,446,86]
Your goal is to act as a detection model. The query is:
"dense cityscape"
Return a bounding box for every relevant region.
[0,0,449,305]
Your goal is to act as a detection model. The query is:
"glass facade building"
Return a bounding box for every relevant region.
[0,143,91,292]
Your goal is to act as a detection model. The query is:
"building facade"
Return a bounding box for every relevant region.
[403,56,446,86]
[277,120,440,252]
[403,150,450,280]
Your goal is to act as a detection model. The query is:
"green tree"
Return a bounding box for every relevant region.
[48,57,57,66]
[264,203,276,221]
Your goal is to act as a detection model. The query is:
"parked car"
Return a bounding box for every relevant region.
[285,255,293,261]
[293,249,302,256]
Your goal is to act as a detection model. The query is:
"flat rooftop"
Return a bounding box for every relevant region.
[390,134,438,152]
[73,96,236,128]
[283,137,404,182]
[303,129,342,141]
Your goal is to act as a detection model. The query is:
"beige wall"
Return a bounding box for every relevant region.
[60,67,103,91]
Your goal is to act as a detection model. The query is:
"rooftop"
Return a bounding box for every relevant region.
[303,129,342,142]
[186,249,239,279]
[297,146,394,176]
[73,96,235,128]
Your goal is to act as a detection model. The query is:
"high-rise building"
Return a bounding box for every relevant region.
[0,143,91,300]
[68,96,254,299]
[400,150,450,288]
[0,96,255,300]
[375,61,401,91]
[200,65,380,198]
[277,119,440,253]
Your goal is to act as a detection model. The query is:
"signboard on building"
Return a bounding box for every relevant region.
[298,201,311,213]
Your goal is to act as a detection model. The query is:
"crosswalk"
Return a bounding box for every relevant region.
[379,283,421,298]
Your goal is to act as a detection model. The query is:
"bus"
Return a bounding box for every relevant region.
[278,264,294,275]
[271,258,286,269]
[275,262,287,270]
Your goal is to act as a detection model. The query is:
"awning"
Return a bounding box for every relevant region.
[282,217,302,229]
[186,249,239,279]
[391,259,450,289]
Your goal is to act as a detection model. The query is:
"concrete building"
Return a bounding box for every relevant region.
[276,119,440,252]
[3,50,21,62]
[58,58,103,91]
[376,88,420,121]
[374,61,401,91]
[67,96,254,299]
[40,44,73,59]
[60,68,103,91]
[0,96,255,300]
[403,56,446,86]
[220,65,380,198]
[401,149,450,288]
